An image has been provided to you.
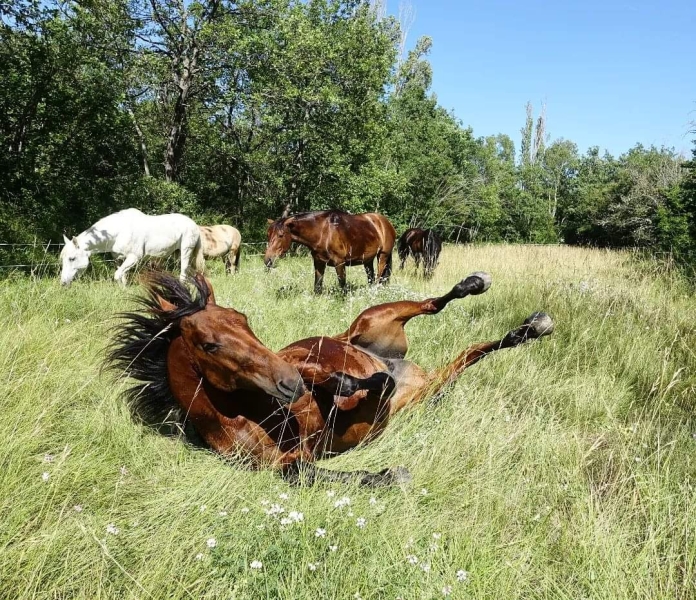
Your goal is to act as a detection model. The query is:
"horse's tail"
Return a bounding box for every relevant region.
[397,230,410,267]
[193,235,206,274]
[234,243,241,273]
[423,229,442,278]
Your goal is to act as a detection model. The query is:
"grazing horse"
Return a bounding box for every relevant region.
[60,208,204,287]
[199,225,242,274]
[107,271,554,485]
[264,210,396,293]
[398,228,442,278]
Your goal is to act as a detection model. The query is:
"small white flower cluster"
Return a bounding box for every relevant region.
[250,560,263,570]
[333,496,351,509]
[265,503,284,517]
[106,523,119,535]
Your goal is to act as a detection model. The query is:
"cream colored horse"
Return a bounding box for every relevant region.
[199,225,242,274]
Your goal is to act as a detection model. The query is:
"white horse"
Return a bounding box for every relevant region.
[199,224,242,274]
[60,208,204,286]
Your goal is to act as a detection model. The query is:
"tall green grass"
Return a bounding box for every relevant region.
[1,245,696,599]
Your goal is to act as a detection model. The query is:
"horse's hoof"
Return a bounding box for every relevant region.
[454,271,492,297]
[523,312,555,338]
[387,465,413,486]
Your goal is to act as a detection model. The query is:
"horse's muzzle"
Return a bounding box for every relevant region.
[275,376,306,404]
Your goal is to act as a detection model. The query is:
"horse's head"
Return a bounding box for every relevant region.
[264,218,293,269]
[153,274,305,404]
[60,235,91,286]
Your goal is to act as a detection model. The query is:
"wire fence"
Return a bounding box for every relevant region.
[0,241,270,273]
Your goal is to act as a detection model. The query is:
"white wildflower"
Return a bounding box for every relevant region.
[456,569,469,582]
[265,503,284,516]
[195,553,204,560]
[308,563,317,571]
[432,532,441,540]
[421,488,428,496]
[315,528,326,538]
[288,511,304,523]
[279,492,289,500]
[120,466,128,476]
[41,472,50,482]
[326,490,336,498]
[241,507,250,513]
[334,496,351,509]
[420,562,431,572]
[250,560,263,569]
[206,538,217,548]
[219,510,228,517]
[199,505,207,513]
[407,555,418,565]
[329,544,338,552]
[442,585,452,596]
[73,504,83,512]
[369,497,377,505]
[260,499,270,506]
[43,454,55,463]
[356,517,366,528]
[106,523,119,535]
[280,517,292,526]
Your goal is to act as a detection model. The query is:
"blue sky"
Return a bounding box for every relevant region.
[387,0,695,157]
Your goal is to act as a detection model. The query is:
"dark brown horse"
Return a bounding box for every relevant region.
[398,228,442,278]
[107,271,554,486]
[264,210,396,293]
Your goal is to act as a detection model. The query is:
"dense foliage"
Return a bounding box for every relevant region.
[1,0,694,260]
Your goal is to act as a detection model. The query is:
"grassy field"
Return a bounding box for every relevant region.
[2,244,696,599]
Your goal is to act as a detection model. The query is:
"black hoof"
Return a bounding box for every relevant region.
[453,271,492,297]
[363,466,412,487]
[522,312,555,338]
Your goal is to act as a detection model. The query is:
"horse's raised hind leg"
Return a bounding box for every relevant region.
[313,256,326,294]
[389,312,555,414]
[364,260,375,285]
[335,272,492,359]
[113,254,139,287]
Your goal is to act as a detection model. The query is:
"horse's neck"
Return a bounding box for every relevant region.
[77,226,114,253]
[289,217,321,248]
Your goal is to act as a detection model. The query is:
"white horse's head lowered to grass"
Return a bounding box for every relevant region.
[60,235,91,286]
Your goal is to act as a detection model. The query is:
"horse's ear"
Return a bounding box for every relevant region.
[195,273,216,305]
[63,234,71,246]
[267,218,275,225]
[153,293,177,313]
[71,236,79,247]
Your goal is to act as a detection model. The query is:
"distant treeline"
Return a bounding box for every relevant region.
[2,0,695,265]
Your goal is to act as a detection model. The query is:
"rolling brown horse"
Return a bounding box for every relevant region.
[107,271,554,486]
[264,210,396,293]
[398,228,443,278]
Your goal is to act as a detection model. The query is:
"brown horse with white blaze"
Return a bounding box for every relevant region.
[107,271,554,486]
[264,210,396,293]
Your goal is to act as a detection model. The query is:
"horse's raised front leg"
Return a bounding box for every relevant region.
[313,256,326,294]
[335,272,492,359]
[113,254,139,287]
[389,312,555,414]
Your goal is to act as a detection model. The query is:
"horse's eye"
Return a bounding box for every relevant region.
[69,257,75,262]
[201,342,220,353]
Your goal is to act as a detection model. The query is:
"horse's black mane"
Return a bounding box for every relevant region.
[276,209,349,226]
[105,272,210,436]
